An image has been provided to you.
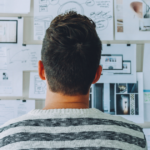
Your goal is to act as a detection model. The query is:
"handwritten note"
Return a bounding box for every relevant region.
[96,0,111,8]
[144,92,150,103]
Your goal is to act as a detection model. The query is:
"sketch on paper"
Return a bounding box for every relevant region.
[57,1,84,15]
[7,45,41,71]
[34,16,53,40]
[34,0,113,40]
[90,11,112,31]
[29,72,47,99]
[34,75,46,94]
[8,49,28,64]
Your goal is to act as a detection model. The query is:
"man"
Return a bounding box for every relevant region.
[0,11,147,150]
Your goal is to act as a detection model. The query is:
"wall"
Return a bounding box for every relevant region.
[0,0,150,127]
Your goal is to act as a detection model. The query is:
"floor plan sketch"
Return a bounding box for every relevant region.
[34,0,113,40]
[7,45,42,71]
[29,72,47,99]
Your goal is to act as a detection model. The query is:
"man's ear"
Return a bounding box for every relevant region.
[92,65,102,84]
[38,60,46,80]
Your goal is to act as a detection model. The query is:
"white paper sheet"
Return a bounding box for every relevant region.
[143,129,150,150]
[99,44,136,83]
[0,47,7,70]
[0,71,22,96]
[29,72,47,99]
[143,44,150,122]
[115,0,150,40]
[0,0,30,14]
[0,17,23,45]
[34,0,113,41]
[94,73,144,123]
[7,45,42,71]
[0,100,35,126]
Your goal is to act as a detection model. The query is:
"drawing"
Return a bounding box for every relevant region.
[8,49,29,64]
[58,1,84,15]
[34,0,113,40]
[2,72,8,80]
[85,0,95,6]
[39,0,47,4]
[34,75,46,94]
[90,11,112,31]
[49,0,59,5]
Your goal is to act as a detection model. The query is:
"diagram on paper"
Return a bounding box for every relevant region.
[29,72,47,99]
[34,75,46,94]
[34,0,113,40]
[0,72,13,95]
[7,45,41,71]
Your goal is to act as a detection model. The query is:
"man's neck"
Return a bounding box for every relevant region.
[43,89,89,110]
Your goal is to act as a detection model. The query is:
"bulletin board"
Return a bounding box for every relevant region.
[0,0,150,127]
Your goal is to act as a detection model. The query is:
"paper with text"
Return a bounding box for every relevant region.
[34,0,113,41]
[0,100,35,126]
[29,72,47,99]
[0,0,30,14]
[0,71,22,96]
[7,45,42,71]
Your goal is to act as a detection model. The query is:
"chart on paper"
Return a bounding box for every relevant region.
[34,0,113,41]
[7,45,42,71]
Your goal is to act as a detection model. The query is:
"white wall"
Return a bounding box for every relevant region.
[0,0,150,127]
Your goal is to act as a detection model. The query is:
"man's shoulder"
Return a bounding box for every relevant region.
[0,109,147,150]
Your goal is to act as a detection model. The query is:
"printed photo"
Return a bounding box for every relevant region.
[116,83,127,93]
[116,94,130,115]
[116,0,124,32]
[128,82,138,93]
[130,0,150,31]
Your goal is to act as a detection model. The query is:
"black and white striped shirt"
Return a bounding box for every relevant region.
[0,109,147,150]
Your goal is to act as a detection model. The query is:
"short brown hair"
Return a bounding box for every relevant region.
[41,11,102,95]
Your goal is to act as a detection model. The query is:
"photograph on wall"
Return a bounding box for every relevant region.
[0,20,17,43]
[100,44,136,83]
[93,73,144,123]
[115,0,150,40]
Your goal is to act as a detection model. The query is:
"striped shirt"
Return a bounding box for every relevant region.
[0,108,147,150]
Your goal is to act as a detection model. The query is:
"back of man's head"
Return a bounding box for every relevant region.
[41,11,102,95]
